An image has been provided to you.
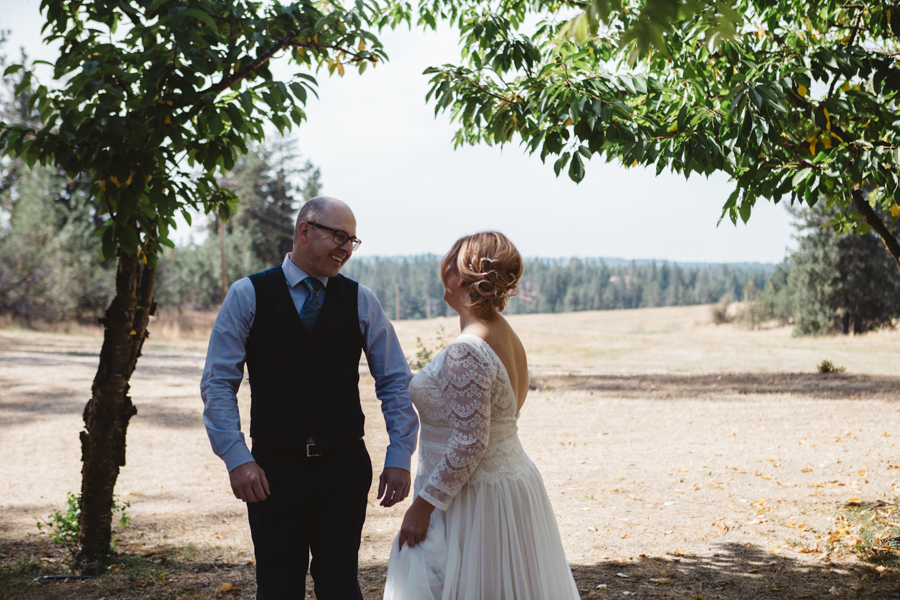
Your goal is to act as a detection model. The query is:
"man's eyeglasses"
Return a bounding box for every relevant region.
[308,222,362,251]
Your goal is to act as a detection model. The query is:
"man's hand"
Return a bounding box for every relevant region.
[229,461,270,503]
[377,467,411,507]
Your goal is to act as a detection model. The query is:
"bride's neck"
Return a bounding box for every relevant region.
[458,307,498,332]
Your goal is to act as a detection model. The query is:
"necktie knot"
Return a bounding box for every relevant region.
[302,276,324,295]
[299,277,324,330]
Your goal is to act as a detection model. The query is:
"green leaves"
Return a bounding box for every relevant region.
[569,152,586,183]
[410,0,900,265]
[0,0,387,267]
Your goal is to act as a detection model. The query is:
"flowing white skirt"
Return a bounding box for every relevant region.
[384,459,580,600]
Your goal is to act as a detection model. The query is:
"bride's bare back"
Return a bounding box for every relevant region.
[460,314,528,411]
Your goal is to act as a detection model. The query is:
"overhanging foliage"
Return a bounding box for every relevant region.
[402,0,900,263]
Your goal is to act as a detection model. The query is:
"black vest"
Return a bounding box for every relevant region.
[246,265,365,450]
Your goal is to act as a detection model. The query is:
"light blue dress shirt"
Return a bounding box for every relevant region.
[200,254,419,473]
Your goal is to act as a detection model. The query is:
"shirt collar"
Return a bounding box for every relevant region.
[283,253,329,289]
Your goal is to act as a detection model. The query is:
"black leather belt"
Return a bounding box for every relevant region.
[253,437,364,457]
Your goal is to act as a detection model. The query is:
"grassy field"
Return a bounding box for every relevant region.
[2,304,900,599]
[395,304,900,375]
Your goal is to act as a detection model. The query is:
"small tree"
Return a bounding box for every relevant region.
[789,206,900,335]
[0,0,386,569]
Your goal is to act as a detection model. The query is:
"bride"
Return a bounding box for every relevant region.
[384,231,579,600]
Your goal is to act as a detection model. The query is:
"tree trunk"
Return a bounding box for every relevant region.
[851,188,900,268]
[77,249,156,572]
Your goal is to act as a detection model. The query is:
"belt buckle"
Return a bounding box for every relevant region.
[306,443,322,457]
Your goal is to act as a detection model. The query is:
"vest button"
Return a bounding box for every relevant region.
[323,324,332,334]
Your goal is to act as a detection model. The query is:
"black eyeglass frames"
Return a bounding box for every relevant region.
[308,221,362,251]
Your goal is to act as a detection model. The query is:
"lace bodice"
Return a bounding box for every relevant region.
[410,334,527,511]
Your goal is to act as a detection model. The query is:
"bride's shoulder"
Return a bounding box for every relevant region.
[444,334,494,365]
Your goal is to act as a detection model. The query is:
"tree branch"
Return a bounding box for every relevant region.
[286,41,370,62]
[198,30,297,98]
[851,187,900,265]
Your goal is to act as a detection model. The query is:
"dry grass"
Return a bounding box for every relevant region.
[393,304,900,376]
[3,304,900,599]
[151,308,221,342]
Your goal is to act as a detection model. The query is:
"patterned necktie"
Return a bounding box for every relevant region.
[299,277,324,331]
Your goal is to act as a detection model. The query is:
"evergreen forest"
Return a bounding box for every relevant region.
[340,257,771,320]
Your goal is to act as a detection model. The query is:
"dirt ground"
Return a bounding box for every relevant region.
[2,304,900,599]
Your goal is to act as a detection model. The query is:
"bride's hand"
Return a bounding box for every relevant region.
[398,496,436,549]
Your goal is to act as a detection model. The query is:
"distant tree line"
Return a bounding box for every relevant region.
[341,257,772,320]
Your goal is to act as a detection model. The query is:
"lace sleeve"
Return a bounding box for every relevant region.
[419,339,494,511]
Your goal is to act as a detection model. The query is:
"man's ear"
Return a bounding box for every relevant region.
[296,222,309,242]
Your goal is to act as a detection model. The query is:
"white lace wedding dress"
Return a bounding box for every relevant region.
[384,334,580,600]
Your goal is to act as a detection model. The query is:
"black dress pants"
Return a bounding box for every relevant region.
[248,439,373,600]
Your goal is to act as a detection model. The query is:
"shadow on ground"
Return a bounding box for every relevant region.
[0,389,202,430]
[3,537,900,599]
[535,372,900,400]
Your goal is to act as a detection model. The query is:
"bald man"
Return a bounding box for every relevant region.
[201,197,418,599]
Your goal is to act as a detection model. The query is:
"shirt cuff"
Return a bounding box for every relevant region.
[384,446,413,472]
[222,443,255,473]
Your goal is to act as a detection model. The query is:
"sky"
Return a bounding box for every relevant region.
[3,0,797,263]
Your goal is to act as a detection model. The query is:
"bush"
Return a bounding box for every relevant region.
[817,360,846,374]
[35,492,131,558]
[711,294,734,325]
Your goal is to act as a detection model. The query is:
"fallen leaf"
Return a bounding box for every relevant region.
[596,584,608,589]
[802,468,813,473]
[848,498,861,503]
[649,578,671,584]
[616,572,630,578]
[217,584,232,592]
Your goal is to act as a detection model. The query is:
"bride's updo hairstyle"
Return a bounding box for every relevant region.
[441,231,523,316]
